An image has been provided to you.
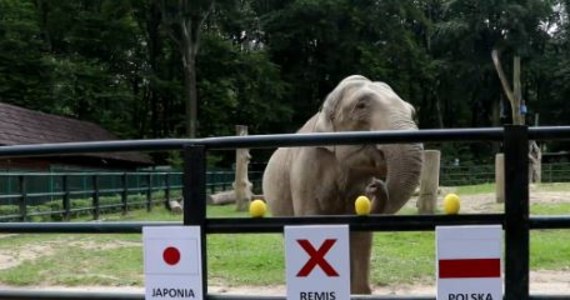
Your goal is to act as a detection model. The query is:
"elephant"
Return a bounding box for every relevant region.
[262,75,423,294]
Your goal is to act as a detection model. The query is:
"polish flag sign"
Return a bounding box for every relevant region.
[436,225,502,300]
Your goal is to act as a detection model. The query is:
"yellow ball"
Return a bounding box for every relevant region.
[443,193,460,215]
[249,199,267,218]
[355,195,372,216]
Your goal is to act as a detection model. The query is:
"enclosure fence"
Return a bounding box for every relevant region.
[0,170,263,222]
[0,125,568,300]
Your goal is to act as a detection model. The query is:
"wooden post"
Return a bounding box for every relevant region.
[417,150,441,214]
[234,125,253,212]
[496,153,505,203]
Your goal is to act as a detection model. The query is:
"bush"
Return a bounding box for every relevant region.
[0,205,20,220]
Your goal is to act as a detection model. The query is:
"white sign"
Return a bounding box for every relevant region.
[436,225,502,300]
[143,226,203,300]
[285,225,350,300]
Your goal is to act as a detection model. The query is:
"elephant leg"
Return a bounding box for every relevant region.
[263,149,294,216]
[350,231,373,294]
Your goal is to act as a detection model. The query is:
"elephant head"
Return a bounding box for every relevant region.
[314,75,423,213]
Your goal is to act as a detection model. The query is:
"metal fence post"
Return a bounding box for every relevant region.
[504,125,530,300]
[548,164,552,183]
[62,175,70,221]
[121,173,128,215]
[164,173,171,209]
[92,175,99,220]
[18,175,27,222]
[146,173,152,212]
[183,145,207,296]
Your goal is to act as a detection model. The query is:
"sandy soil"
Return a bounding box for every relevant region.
[0,189,568,296]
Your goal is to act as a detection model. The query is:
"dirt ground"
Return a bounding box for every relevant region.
[0,188,568,296]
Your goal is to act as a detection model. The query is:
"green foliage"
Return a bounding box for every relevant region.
[0,205,19,217]
[1,0,570,164]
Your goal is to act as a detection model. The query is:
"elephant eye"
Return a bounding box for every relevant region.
[355,100,368,109]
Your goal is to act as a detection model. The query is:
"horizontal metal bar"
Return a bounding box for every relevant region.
[0,215,504,233]
[200,128,505,150]
[0,290,142,300]
[27,210,65,217]
[0,139,190,158]
[0,172,183,177]
[0,214,22,220]
[98,203,127,210]
[0,128,507,158]
[0,222,182,233]
[206,214,505,233]
[530,216,570,229]
[0,215,504,234]
[0,127,567,158]
[0,215,568,234]
[27,192,66,198]
[207,296,570,300]
[529,126,570,140]
[0,291,567,300]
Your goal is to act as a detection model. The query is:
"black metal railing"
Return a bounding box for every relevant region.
[0,125,568,300]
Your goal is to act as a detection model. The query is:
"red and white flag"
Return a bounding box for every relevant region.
[436,225,502,300]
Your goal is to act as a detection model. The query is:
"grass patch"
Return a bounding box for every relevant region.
[0,245,142,286]
[530,230,570,271]
[531,202,570,215]
[371,232,434,285]
[209,234,284,286]
[0,201,569,287]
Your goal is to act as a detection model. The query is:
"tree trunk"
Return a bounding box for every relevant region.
[182,58,197,138]
[492,50,541,183]
[181,21,199,138]
[512,56,523,125]
[434,96,444,128]
[234,125,253,212]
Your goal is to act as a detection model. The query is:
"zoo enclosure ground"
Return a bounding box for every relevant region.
[0,183,568,295]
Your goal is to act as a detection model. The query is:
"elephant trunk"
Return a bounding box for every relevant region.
[382,142,423,214]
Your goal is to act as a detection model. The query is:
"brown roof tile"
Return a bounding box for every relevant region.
[0,102,153,165]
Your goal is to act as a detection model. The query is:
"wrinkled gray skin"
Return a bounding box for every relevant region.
[262,75,423,294]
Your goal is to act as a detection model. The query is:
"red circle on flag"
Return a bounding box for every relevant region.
[163,247,181,265]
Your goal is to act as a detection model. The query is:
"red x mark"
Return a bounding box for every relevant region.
[296,239,339,277]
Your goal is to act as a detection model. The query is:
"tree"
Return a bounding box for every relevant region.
[160,0,217,138]
[0,0,53,110]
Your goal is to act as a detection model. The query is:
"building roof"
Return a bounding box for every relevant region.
[0,102,153,166]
